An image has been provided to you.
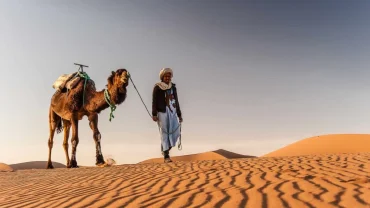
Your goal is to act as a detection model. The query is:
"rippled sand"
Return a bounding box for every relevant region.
[1,152,369,208]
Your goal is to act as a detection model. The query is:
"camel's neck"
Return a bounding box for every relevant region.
[89,90,109,113]
[89,86,127,113]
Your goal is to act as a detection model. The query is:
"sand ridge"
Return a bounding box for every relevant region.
[0,163,13,172]
[140,149,255,164]
[1,152,369,208]
[263,134,370,157]
[9,161,66,170]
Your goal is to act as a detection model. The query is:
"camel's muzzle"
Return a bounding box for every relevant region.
[121,77,128,83]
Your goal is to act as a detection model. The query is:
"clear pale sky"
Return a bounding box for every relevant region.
[1,0,370,165]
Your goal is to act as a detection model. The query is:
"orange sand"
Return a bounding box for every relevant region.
[1,134,370,207]
[0,152,369,207]
[9,161,66,170]
[140,149,255,164]
[263,134,370,157]
[0,163,13,172]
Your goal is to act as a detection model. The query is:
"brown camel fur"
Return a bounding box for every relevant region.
[47,69,129,168]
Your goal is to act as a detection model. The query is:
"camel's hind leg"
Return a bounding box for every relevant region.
[62,119,71,168]
[69,118,79,168]
[47,108,61,169]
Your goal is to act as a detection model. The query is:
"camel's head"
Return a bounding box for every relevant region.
[107,69,130,91]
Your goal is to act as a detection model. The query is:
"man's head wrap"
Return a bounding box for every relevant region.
[159,68,173,80]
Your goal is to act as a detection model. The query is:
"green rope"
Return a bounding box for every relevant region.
[104,89,116,122]
[75,71,90,107]
[73,70,116,122]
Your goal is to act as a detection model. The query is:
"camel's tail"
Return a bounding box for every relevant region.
[50,108,63,134]
[56,119,63,134]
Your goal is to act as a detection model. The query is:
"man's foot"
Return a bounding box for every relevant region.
[164,158,173,163]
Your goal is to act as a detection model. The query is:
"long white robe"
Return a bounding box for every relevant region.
[157,89,180,152]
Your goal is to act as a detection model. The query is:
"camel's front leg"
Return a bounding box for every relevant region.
[89,114,105,166]
[69,118,79,168]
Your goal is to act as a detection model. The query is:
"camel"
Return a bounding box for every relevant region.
[47,69,129,168]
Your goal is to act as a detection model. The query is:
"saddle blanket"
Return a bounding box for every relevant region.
[52,73,81,90]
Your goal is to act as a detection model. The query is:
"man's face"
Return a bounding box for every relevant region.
[163,72,172,84]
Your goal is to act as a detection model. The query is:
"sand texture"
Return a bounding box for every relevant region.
[1,152,369,208]
[0,163,13,172]
[140,149,255,164]
[263,134,370,157]
[9,161,66,170]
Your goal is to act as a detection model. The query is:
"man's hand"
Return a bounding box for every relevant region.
[179,117,183,123]
[152,116,158,122]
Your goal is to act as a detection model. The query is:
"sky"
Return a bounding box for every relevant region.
[1,0,370,166]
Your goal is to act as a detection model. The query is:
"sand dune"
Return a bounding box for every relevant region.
[139,149,255,164]
[0,163,13,172]
[263,134,370,157]
[1,152,369,207]
[9,161,66,170]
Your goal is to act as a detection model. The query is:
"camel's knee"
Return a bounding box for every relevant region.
[63,142,68,149]
[71,139,79,148]
[48,140,53,148]
[94,132,101,142]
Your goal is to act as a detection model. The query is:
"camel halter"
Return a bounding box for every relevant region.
[103,71,131,122]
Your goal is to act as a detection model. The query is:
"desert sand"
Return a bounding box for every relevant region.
[0,163,13,172]
[9,161,66,170]
[262,134,370,157]
[140,149,255,164]
[1,134,370,208]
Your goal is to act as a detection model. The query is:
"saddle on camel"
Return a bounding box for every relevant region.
[47,65,129,169]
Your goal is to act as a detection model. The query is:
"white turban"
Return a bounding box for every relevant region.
[159,68,173,80]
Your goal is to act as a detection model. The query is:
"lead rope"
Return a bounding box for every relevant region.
[158,120,182,150]
[128,73,151,118]
[128,73,182,150]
